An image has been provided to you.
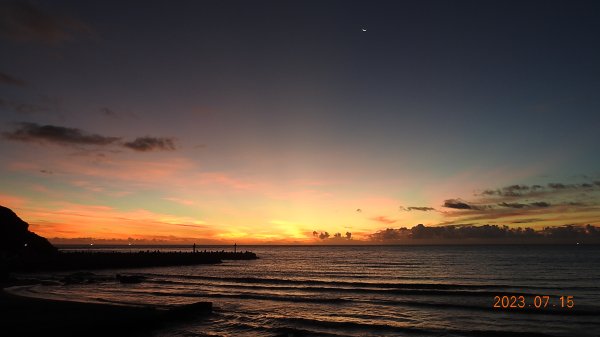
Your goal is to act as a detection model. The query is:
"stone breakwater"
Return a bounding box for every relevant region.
[7,250,259,272]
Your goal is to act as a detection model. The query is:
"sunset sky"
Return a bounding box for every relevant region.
[1,0,600,244]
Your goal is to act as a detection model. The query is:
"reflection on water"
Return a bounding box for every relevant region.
[13,245,600,337]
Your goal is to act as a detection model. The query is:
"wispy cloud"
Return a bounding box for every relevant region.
[0,97,60,114]
[100,107,137,119]
[371,216,396,225]
[0,193,27,208]
[101,107,118,118]
[7,155,258,194]
[123,137,176,152]
[512,218,544,224]
[21,202,214,241]
[0,0,90,44]
[0,71,26,86]
[163,197,195,206]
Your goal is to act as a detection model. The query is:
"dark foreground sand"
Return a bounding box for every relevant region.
[0,280,212,337]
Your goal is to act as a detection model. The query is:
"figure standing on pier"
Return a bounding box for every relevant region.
[193,243,196,253]
[234,243,237,253]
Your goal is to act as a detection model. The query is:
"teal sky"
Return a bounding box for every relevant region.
[1,0,600,243]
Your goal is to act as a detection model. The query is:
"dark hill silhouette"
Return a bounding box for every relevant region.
[1,205,57,280]
[0,205,57,256]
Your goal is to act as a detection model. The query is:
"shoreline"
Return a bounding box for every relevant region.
[0,280,212,337]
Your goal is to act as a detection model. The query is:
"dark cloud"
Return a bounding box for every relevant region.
[445,181,599,226]
[122,137,176,152]
[512,218,544,224]
[507,184,529,191]
[3,122,120,145]
[443,199,477,210]
[498,202,527,209]
[482,185,531,197]
[530,201,551,208]
[3,123,178,152]
[369,227,411,241]
[403,206,436,211]
[371,216,396,225]
[312,231,352,241]
[369,224,600,243]
[477,182,598,198]
[548,183,567,189]
[0,1,90,44]
[481,189,497,196]
[503,184,530,196]
[541,224,600,240]
[498,201,551,209]
[0,71,26,86]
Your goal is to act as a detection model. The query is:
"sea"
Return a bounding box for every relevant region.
[10,245,600,337]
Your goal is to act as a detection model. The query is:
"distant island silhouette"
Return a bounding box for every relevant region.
[0,205,257,278]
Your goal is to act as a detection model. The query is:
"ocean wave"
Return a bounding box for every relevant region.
[143,273,597,293]
[144,290,350,304]
[110,286,600,317]
[272,316,561,337]
[145,279,534,298]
